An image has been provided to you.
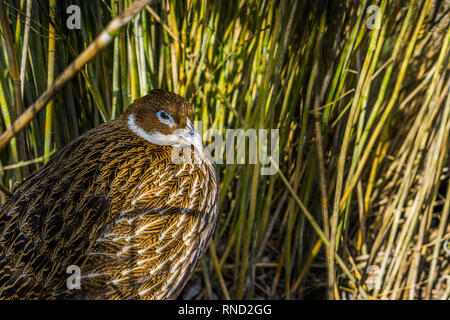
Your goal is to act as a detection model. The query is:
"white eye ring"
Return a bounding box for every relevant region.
[156,110,174,125]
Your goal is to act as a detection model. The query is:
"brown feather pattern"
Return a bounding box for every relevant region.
[0,90,218,299]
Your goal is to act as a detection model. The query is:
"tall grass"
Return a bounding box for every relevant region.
[0,0,449,299]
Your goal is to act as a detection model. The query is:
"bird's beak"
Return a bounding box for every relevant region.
[176,119,205,157]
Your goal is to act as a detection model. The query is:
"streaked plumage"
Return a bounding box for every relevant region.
[0,90,218,299]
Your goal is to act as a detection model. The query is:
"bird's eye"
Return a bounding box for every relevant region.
[156,110,174,125]
[160,111,169,120]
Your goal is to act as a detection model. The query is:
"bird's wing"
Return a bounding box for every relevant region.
[0,124,120,299]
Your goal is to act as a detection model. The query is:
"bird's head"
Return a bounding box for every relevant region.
[123,89,204,154]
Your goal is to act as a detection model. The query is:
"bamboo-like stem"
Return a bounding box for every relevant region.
[111,0,120,119]
[0,0,28,171]
[119,0,129,110]
[0,77,19,168]
[209,240,231,300]
[43,0,56,164]
[19,0,31,97]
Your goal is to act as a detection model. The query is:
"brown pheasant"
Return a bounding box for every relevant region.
[0,89,218,299]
